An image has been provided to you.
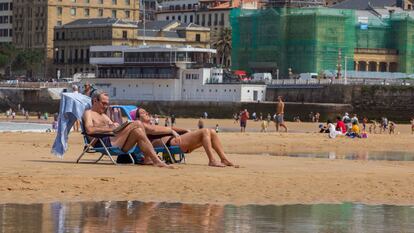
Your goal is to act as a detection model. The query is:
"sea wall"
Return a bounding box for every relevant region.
[266,85,414,121]
[0,88,60,113]
[1,85,413,121]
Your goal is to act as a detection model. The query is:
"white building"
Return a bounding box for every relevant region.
[0,0,12,43]
[86,45,266,102]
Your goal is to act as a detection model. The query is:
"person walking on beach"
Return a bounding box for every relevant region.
[275,96,288,132]
[72,85,81,132]
[171,114,176,126]
[240,109,249,132]
[198,117,204,129]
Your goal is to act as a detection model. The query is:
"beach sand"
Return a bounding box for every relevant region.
[0,118,414,205]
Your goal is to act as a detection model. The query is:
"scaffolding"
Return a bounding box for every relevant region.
[231,8,414,76]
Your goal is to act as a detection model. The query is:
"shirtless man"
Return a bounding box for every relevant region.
[133,107,236,167]
[275,96,288,132]
[83,90,172,168]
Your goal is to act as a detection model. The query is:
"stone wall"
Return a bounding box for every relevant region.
[266,85,414,121]
[1,85,412,121]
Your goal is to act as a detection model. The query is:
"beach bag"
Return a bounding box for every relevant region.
[116,153,144,164]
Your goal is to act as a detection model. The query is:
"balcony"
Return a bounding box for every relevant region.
[124,57,193,63]
[355,48,398,55]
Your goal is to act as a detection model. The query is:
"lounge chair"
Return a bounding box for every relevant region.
[76,122,140,165]
[110,105,186,164]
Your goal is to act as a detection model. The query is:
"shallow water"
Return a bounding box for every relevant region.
[0,122,51,132]
[265,151,414,161]
[1,201,414,233]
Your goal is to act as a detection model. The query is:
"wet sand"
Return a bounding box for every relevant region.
[0,118,414,205]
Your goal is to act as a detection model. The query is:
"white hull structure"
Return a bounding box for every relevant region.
[86,45,266,102]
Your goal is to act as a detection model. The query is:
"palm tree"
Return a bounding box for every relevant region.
[212,27,232,68]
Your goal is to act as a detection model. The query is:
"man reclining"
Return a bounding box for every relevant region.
[83,90,173,168]
[131,107,237,167]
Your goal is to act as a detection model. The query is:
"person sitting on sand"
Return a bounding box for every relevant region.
[83,90,173,168]
[335,116,347,134]
[133,107,236,167]
[328,120,342,139]
[347,121,360,138]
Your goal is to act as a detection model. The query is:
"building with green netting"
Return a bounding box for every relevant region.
[230,7,414,77]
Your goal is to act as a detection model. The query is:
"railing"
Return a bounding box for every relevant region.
[354,48,398,55]
[0,82,72,89]
[269,78,414,86]
[124,57,193,63]
[98,73,177,79]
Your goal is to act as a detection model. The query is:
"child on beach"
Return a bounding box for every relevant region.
[389,121,396,134]
[215,124,220,133]
[369,120,379,134]
[261,120,268,132]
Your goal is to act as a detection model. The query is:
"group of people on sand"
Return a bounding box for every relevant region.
[319,112,403,138]
[368,116,398,134]
[82,89,237,168]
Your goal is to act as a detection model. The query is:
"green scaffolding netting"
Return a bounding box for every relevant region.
[231,8,414,75]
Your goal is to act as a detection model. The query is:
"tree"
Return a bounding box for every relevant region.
[13,49,43,79]
[212,27,232,68]
[0,43,18,77]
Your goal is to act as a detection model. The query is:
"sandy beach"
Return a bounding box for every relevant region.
[1,118,414,205]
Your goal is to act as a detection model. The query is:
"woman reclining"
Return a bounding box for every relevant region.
[131,108,236,167]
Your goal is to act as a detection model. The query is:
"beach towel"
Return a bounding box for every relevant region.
[51,92,91,157]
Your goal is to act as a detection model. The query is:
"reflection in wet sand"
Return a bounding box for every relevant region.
[266,151,414,161]
[1,201,414,232]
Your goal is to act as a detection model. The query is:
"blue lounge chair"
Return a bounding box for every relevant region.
[76,123,141,165]
[111,105,186,164]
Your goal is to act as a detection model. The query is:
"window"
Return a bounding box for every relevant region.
[99,0,103,4]
[98,9,103,16]
[166,16,169,20]
[201,14,205,26]
[70,8,76,16]
[57,7,62,16]
[172,16,175,20]
[190,15,193,23]
[112,0,117,5]
[122,30,127,39]
[112,10,116,18]
[178,15,181,21]
[84,8,89,16]
[57,20,62,26]
[184,15,187,23]
[214,13,218,25]
[125,0,130,4]
[220,13,224,25]
[195,34,200,42]
[208,14,211,26]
